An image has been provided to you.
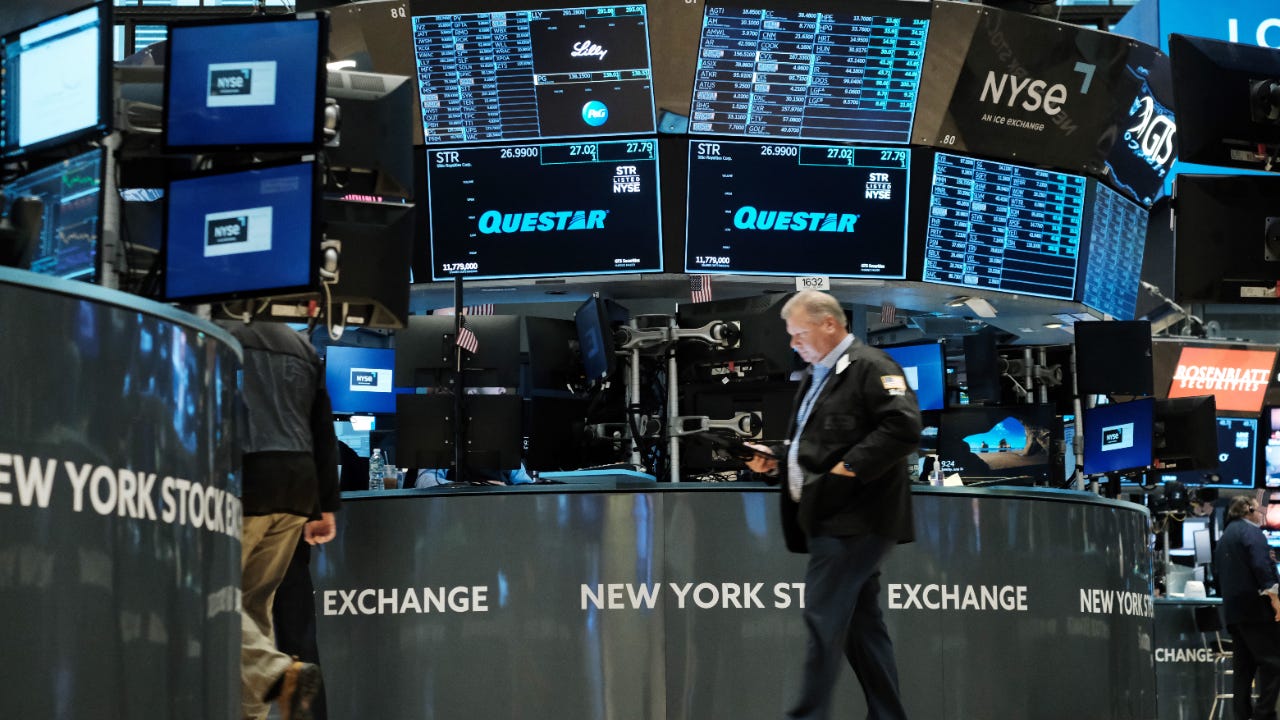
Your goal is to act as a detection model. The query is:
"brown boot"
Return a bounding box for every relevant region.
[277,660,322,720]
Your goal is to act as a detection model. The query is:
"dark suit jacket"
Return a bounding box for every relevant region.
[769,337,922,553]
[1215,518,1280,625]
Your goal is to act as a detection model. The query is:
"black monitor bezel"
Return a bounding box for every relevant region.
[0,2,111,158]
[1081,397,1155,477]
[1,146,106,283]
[1073,320,1154,397]
[160,12,329,154]
[160,158,323,305]
[878,338,947,412]
[574,296,617,386]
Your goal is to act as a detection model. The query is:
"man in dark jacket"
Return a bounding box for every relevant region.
[746,290,921,720]
[227,321,340,720]
[1215,495,1280,720]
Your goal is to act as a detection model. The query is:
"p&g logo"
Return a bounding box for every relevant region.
[582,101,609,127]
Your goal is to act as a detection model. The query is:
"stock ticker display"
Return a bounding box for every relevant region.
[685,140,908,277]
[411,5,656,144]
[1079,181,1148,320]
[923,152,1085,301]
[689,1,929,143]
[2,148,102,281]
[426,139,662,280]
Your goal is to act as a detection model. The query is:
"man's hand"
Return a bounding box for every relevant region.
[304,512,337,545]
[743,442,778,475]
[829,461,855,477]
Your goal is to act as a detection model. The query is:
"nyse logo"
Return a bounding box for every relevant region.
[351,371,378,387]
[206,61,278,108]
[979,64,1094,116]
[1101,423,1134,451]
[203,206,274,258]
[349,368,391,393]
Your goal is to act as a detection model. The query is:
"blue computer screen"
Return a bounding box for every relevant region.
[881,341,945,411]
[2,147,102,281]
[1079,180,1148,320]
[1,4,104,155]
[922,152,1086,301]
[163,161,316,303]
[164,16,324,149]
[689,1,930,144]
[326,346,397,415]
[411,4,656,144]
[1082,398,1154,476]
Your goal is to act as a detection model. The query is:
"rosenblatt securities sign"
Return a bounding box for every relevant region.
[1168,346,1278,413]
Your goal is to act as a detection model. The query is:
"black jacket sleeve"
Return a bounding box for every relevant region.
[839,352,922,482]
[311,383,341,514]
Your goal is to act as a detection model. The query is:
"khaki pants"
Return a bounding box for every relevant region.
[241,513,308,720]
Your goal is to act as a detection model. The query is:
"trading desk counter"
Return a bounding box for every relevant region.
[0,268,242,719]
[317,483,1156,719]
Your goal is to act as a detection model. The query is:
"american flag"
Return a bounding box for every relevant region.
[690,274,713,303]
[456,324,479,354]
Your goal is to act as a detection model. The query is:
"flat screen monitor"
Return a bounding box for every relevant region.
[961,330,1001,404]
[1,147,103,281]
[676,293,800,385]
[936,404,1057,485]
[1172,174,1280,304]
[1153,395,1219,471]
[164,15,326,152]
[396,394,523,471]
[1079,180,1149,320]
[880,340,945,411]
[1169,34,1280,171]
[326,346,397,415]
[410,4,656,144]
[526,316,584,391]
[1082,398,1154,476]
[162,161,319,304]
[426,139,662,280]
[1166,345,1276,415]
[684,140,909,277]
[688,0,930,144]
[0,3,109,157]
[394,314,522,389]
[575,296,617,386]
[921,151,1086,301]
[1158,416,1259,489]
[1073,320,1154,397]
[1264,406,1280,489]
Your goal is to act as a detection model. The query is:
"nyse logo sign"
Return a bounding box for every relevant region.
[1101,423,1134,451]
[207,61,278,108]
[349,368,392,393]
[203,207,273,257]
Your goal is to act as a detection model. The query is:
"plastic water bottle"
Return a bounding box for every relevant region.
[368,449,385,491]
[930,455,944,487]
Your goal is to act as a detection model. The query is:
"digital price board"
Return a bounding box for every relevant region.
[411,5,656,144]
[426,138,662,280]
[1080,181,1148,320]
[685,139,908,277]
[689,0,929,143]
[922,152,1085,301]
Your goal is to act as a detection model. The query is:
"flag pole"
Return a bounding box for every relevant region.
[452,275,465,482]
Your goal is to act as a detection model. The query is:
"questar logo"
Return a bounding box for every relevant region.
[571,40,608,60]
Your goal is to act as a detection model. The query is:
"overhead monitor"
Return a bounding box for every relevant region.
[1078,180,1149,321]
[921,151,1085,301]
[1172,173,1280,304]
[410,3,656,144]
[1264,406,1280,489]
[324,70,415,199]
[426,139,662,280]
[162,161,320,304]
[326,346,397,415]
[575,296,617,387]
[1169,33,1280,172]
[1166,345,1276,415]
[163,14,327,152]
[1,147,103,281]
[936,404,1058,485]
[879,340,946,411]
[1158,416,1259,489]
[1082,398,1154,476]
[1153,395,1219,471]
[913,1,1155,176]
[688,0,930,144]
[0,3,109,156]
[684,140,909,277]
[1073,320,1154,397]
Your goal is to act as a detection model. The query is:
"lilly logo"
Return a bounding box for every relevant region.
[582,101,609,127]
[571,40,608,60]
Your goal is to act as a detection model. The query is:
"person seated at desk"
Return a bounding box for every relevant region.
[412,463,534,487]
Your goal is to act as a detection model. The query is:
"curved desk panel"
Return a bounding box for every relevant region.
[316,484,1156,719]
[0,268,243,719]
